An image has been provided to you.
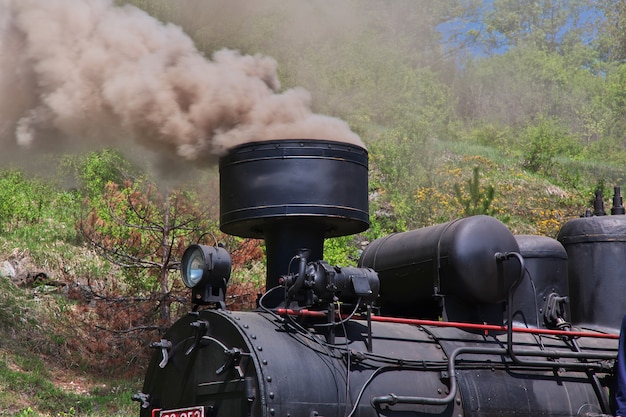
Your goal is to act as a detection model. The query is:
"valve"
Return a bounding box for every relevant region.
[544,292,569,330]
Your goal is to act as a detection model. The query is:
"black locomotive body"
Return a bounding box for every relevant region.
[135,139,621,417]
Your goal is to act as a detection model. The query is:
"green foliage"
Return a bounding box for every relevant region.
[60,149,136,198]
[0,358,90,415]
[468,123,513,149]
[458,47,604,142]
[0,170,80,256]
[598,63,626,146]
[482,0,594,54]
[521,118,582,174]
[367,132,425,233]
[14,408,36,417]
[0,277,34,332]
[391,68,455,140]
[0,351,137,416]
[0,171,50,234]
[324,235,362,266]
[594,0,626,62]
[454,166,496,216]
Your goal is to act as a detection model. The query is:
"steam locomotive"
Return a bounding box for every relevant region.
[133,139,623,417]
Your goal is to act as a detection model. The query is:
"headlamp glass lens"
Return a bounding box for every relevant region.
[184,247,205,287]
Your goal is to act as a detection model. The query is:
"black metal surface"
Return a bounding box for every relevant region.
[511,235,569,329]
[455,365,605,417]
[431,324,614,417]
[141,309,461,417]
[219,139,369,289]
[219,139,369,238]
[557,215,626,331]
[140,309,616,417]
[140,312,259,417]
[358,215,520,319]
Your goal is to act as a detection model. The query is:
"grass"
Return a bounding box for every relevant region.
[0,353,139,417]
[0,274,141,417]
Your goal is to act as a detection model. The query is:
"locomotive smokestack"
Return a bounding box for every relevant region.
[219,139,369,304]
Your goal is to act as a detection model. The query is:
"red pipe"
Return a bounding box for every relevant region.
[276,308,619,340]
[277,308,326,317]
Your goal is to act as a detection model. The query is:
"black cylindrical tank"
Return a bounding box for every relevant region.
[358,215,520,318]
[219,139,369,289]
[557,215,626,331]
[139,309,614,417]
[511,235,569,328]
[139,309,461,417]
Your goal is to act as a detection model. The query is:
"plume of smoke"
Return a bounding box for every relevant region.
[0,0,363,169]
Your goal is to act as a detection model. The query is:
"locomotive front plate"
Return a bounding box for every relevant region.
[158,406,204,417]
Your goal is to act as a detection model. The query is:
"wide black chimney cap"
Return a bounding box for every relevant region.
[219,139,369,239]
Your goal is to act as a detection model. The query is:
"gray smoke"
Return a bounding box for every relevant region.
[0,0,363,168]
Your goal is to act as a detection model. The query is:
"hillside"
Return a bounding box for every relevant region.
[0,272,138,416]
[2,0,626,415]
[0,138,621,416]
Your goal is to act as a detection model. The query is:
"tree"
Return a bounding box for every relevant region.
[454,165,496,216]
[595,0,626,62]
[0,170,49,234]
[61,148,137,198]
[482,0,594,55]
[78,177,219,322]
[456,46,603,138]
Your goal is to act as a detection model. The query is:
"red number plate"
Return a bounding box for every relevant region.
[159,406,204,417]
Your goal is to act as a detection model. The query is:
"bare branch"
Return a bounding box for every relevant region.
[95,324,161,334]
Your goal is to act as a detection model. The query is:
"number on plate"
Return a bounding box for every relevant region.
[159,406,204,417]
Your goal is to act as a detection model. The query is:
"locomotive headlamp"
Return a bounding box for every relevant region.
[181,245,208,288]
[181,244,231,306]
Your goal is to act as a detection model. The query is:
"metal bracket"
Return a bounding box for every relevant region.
[149,339,172,368]
[186,320,210,355]
[216,347,243,377]
[131,391,151,409]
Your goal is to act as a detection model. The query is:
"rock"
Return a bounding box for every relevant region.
[0,260,16,279]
